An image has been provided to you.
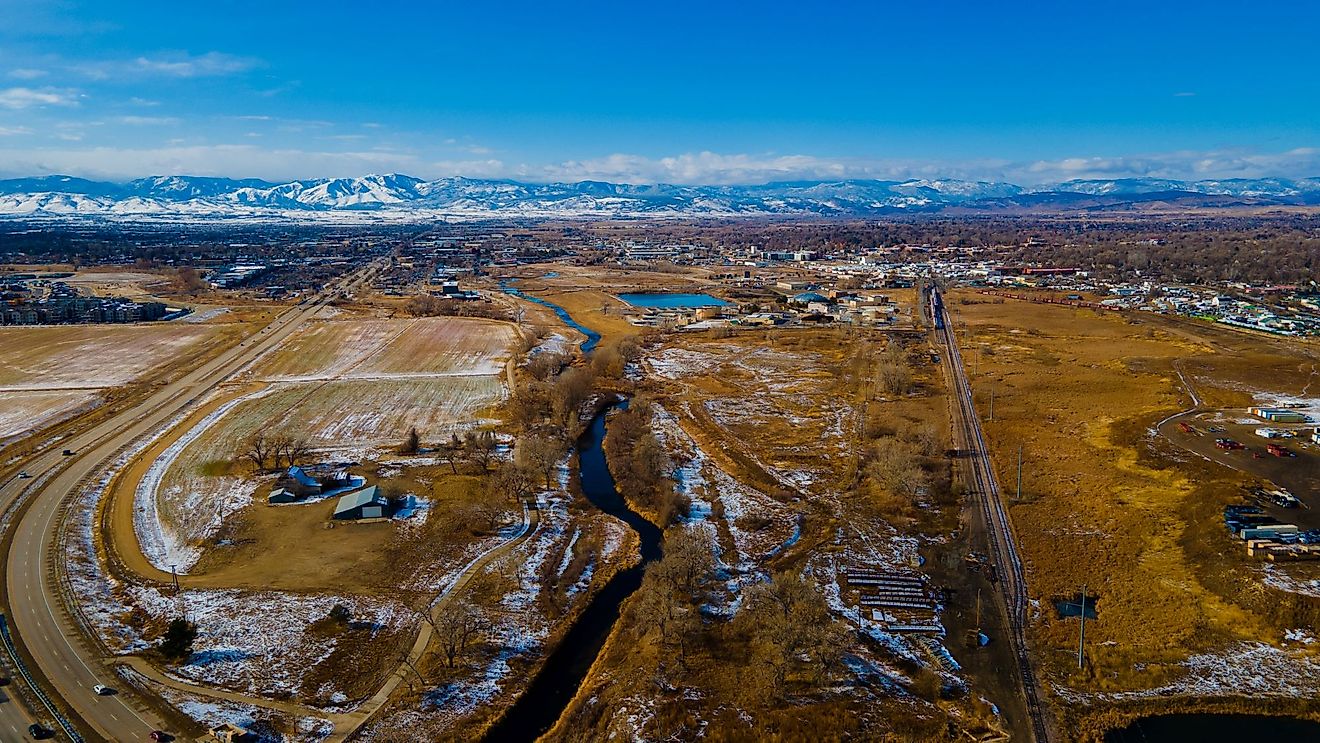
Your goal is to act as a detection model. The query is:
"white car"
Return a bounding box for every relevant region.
[92,684,110,695]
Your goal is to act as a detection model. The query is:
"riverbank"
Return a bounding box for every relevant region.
[482,402,663,740]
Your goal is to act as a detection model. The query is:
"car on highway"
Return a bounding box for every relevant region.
[28,723,53,739]
[61,449,75,456]
[92,683,111,695]
[16,471,29,479]
[150,731,174,742]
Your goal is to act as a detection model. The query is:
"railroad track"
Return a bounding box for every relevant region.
[931,287,1050,743]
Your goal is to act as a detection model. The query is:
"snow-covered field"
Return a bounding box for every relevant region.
[249,316,514,382]
[0,324,215,390]
[149,373,506,568]
[0,389,99,442]
[136,587,412,702]
[137,389,276,573]
[123,666,334,742]
[1057,639,1320,703]
[365,459,628,738]
[0,324,219,441]
[68,427,417,708]
[644,342,852,495]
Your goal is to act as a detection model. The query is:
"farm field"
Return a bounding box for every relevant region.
[136,315,517,574]
[948,291,1320,730]
[248,315,515,380]
[0,323,227,443]
[0,324,220,390]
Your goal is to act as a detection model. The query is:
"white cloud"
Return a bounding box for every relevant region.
[0,144,426,181]
[0,126,33,136]
[128,97,160,107]
[1013,148,1320,183]
[0,87,79,110]
[115,115,180,126]
[8,68,47,80]
[75,52,260,80]
[0,144,1317,186]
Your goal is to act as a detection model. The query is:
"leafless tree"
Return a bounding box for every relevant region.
[399,426,421,455]
[242,433,272,471]
[877,342,913,395]
[464,430,499,471]
[441,432,463,474]
[516,435,564,489]
[550,366,595,428]
[490,462,536,504]
[739,572,848,699]
[427,604,490,669]
[867,436,927,500]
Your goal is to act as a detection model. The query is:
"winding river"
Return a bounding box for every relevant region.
[500,281,602,353]
[484,296,661,740]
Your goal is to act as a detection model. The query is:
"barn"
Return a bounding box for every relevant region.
[267,487,298,504]
[333,485,389,520]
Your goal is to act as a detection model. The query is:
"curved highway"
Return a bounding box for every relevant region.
[0,262,381,741]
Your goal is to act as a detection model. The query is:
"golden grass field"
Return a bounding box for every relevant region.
[949,291,1320,702]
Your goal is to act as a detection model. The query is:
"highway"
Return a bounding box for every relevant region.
[0,262,380,741]
[930,286,1051,743]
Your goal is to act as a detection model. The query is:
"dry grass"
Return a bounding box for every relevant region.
[949,292,1319,693]
[192,469,492,594]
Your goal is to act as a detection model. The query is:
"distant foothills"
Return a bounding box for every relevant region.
[3,173,1320,221]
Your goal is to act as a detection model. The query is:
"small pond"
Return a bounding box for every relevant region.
[616,292,730,308]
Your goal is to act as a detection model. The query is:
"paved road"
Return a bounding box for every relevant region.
[0,263,380,741]
[931,286,1051,742]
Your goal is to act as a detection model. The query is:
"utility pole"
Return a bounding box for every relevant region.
[1015,444,1023,501]
[989,386,995,422]
[1078,583,1087,670]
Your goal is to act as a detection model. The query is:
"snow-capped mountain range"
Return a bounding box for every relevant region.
[2,173,1319,222]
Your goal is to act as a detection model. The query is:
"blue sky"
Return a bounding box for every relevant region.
[1,0,1318,184]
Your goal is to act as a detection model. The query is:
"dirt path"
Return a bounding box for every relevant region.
[333,501,541,741]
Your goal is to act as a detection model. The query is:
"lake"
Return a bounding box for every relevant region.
[616,292,729,308]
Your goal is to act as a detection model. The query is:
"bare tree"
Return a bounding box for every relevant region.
[427,604,490,669]
[550,366,595,428]
[739,572,847,699]
[242,433,272,471]
[516,435,564,489]
[399,426,421,455]
[876,342,913,395]
[286,438,311,468]
[867,436,927,500]
[464,430,499,471]
[441,432,463,475]
[490,463,536,505]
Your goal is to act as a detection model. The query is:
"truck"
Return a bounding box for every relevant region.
[1267,443,1296,458]
[1178,422,1196,434]
[1215,438,1245,451]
